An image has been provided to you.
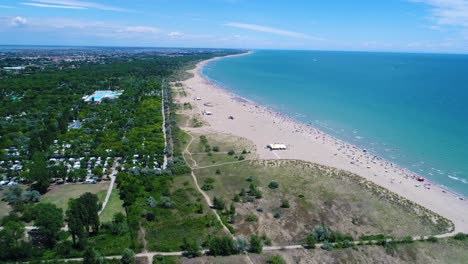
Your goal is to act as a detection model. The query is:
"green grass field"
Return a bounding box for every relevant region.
[40,182,110,211]
[99,186,125,222]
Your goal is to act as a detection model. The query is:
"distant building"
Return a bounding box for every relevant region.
[3,66,26,70]
[83,90,123,103]
[69,120,82,129]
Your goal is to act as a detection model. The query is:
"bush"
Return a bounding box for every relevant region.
[238,155,245,161]
[215,169,221,175]
[212,146,219,152]
[280,199,290,208]
[268,181,279,189]
[267,255,286,264]
[245,214,258,222]
[321,242,333,251]
[246,176,254,182]
[233,194,240,202]
[181,238,201,258]
[312,225,332,242]
[401,236,414,243]
[428,236,438,243]
[201,184,214,191]
[205,177,215,184]
[213,197,225,210]
[249,235,263,253]
[453,233,467,240]
[306,234,317,249]
[234,236,249,253]
[121,248,135,264]
[208,236,237,256]
[227,150,235,156]
[359,234,385,241]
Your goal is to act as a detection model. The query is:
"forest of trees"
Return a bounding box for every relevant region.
[0,49,239,262]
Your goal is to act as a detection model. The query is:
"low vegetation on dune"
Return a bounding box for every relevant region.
[194,158,452,244]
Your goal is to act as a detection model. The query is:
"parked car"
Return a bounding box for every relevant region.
[7,181,18,187]
[85,179,96,184]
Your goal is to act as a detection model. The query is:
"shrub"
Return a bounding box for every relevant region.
[268,181,279,189]
[201,184,214,191]
[238,155,245,161]
[213,197,225,210]
[359,234,385,241]
[242,149,248,154]
[321,242,333,251]
[234,236,249,253]
[205,177,215,184]
[121,248,135,264]
[401,236,414,243]
[181,238,201,258]
[312,225,332,242]
[245,214,258,222]
[428,236,438,243]
[227,150,235,156]
[267,255,286,264]
[239,188,246,197]
[215,169,221,175]
[306,234,317,249]
[208,236,236,256]
[212,146,220,152]
[246,176,254,182]
[453,233,466,240]
[280,199,290,208]
[249,235,263,253]
[233,194,240,202]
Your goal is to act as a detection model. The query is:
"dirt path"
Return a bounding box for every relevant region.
[98,158,120,215]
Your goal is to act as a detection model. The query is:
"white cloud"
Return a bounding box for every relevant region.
[411,0,468,27]
[224,22,323,40]
[0,5,15,8]
[21,3,87,9]
[10,16,27,27]
[123,26,160,34]
[168,31,183,37]
[25,0,130,12]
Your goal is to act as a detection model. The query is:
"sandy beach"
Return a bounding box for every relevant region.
[181,52,468,234]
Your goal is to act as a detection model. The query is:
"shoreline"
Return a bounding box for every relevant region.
[182,52,468,233]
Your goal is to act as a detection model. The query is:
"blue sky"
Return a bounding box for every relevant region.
[1,0,468,53]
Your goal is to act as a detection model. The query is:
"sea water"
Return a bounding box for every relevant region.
[202,50,468,197]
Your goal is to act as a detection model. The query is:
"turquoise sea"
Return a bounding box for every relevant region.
[202,50,468,197]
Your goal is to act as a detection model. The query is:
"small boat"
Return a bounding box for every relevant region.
[417,177,425,182]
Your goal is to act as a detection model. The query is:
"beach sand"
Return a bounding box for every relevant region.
[181,52,468,234]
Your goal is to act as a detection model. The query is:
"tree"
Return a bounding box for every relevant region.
[66,199,85,247]
[208,236,236,256]
[306,234,317,249]
[213,196,225,210]
[66,192,100,247]
[249,235,263,253]
[121,248,135,264]
[181,238,201,258]
[280,199,290,208]
[313,225,332,242]
[83,247,104,264]
[33,203,64,247]
[0,220,25,248]
[27,152,51,194]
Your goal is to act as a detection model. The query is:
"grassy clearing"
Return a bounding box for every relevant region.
[194,160,451,244]
[40,182,110,211]
[186,133,257,167]
[99,187,125,222]
[143,174,225,252]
